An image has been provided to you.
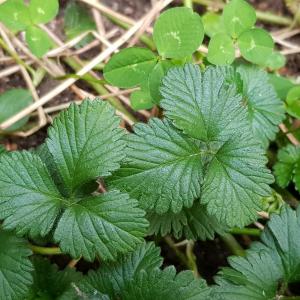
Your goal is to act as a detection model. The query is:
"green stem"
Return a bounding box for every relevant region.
[192,0,293,26]
[220,233,246,257]
[183,0,193,9]
[30,244,62,255]
[230,227,261,236]
[186,240,200,277]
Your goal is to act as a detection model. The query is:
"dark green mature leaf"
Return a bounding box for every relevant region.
[0,151,63,237]
[29,0,59,24]
[108,118,203,214]
[236,64,285,147]
[54,191,148,262]
[27,257,82,300]
[0,230,33,300]
[214,206,300,299]
[46,100,126,196]
[153,7,204,58]
[0,145,6,155]
[147,201,228,239]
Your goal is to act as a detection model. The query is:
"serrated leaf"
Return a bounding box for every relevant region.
[207,33,235,65]
[54,190,148,262]
[0,151,63,237]
[80,242,162,298]
[147,201,228,239]
[104,48,157,88]
[29,0,59,24]
[27,257,82,300]
[236,64,285,147]
[0,88,33,132]
[222,0,256,38]
[108,118,203,214]
[153,7,204,58]
[238,28,274,65]
[46,100,126,196]
[202,12,224,38]
[0,0,31,31]
[0,145,5,155]
[286,86,300,119]
[25,26,52,57]
[214,205,300,299]
[0,229,33,300]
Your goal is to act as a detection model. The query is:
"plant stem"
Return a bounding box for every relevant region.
[30,244,62,255]
[192,0,293,26]
[183,0,193,9]
[220,233,246,257]
[186,240,200,277]
[230,227,261,236]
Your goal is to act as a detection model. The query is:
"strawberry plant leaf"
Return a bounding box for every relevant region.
[0,88,33,132]
[0,0,31,31]
[0,151,63,238]
[46,100,126,196]
[286,86,300,119]
[238,28,274,65]
[207,33,235,65]
[0,145,5,155]
[103,47,157,88]
[54,191,148,262]
[108,118,203,214]
[153,7,204,59]
[25,26,52,57]
[214,206,300,299]
[29,0,59,24]
[0,229,33,300]
[222,0,256,38]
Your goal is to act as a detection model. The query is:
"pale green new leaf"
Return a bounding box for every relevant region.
[108,118,203,214]
[0,151,63,238]
[54,191,148,262]
[46,100,126,196]
[29,0,59,24]
[0,230,33,300]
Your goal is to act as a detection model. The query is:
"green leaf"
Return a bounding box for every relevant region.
[0,145,5,155]
[108,118,203,214]
[268,73,296,100]
[207,33,235,65]
[0,229,33,300]
[46,100,126,196]
[79,242,162,298]
[25,26,52,57]
[264,51,286,70]
[214,206,300,299]
[235,64,285,147]
[274,145,300,188]
[0,88,33,132]
[153,7,204,58]
[147,201,229,239]
[202,12,224,38]
[222,0,256,38]
[27,257,82,300]
[286,86,300,119]
[104,47,157,88]
[238,28,274,65]
[29,0,59,24]
[0,151,63,237]
[54,191,148,262]
[130,89,154,111]
[0,0,31,31]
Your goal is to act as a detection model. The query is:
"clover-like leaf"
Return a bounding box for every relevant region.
[108,118,203,214]
[29,0,59,24]
[0,230,33,300]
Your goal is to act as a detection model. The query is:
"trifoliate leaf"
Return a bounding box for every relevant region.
[202,12,224,38]
[0,230,33,300]
[222,0,256,38]
[80,242,162,298]
[286,86,300,119]
[207,33,235,65]
[25,26,52,57]
[29,0,59,24]
[147,201,229,239]
[214,205,300,299]
[274,145,300,188]
[103,48,157,88]
[108,118,203,214]
[153,7,204,59]
[46,100,126,196]
[0,151,63,237]
[0,88,33,132]
[264,51,286,70]
[268,73,296,100]
[236,64,285,147]
[238,28,274,65]
[27,257,82,300]
[0,0,31,31]
[130,89,154,111]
